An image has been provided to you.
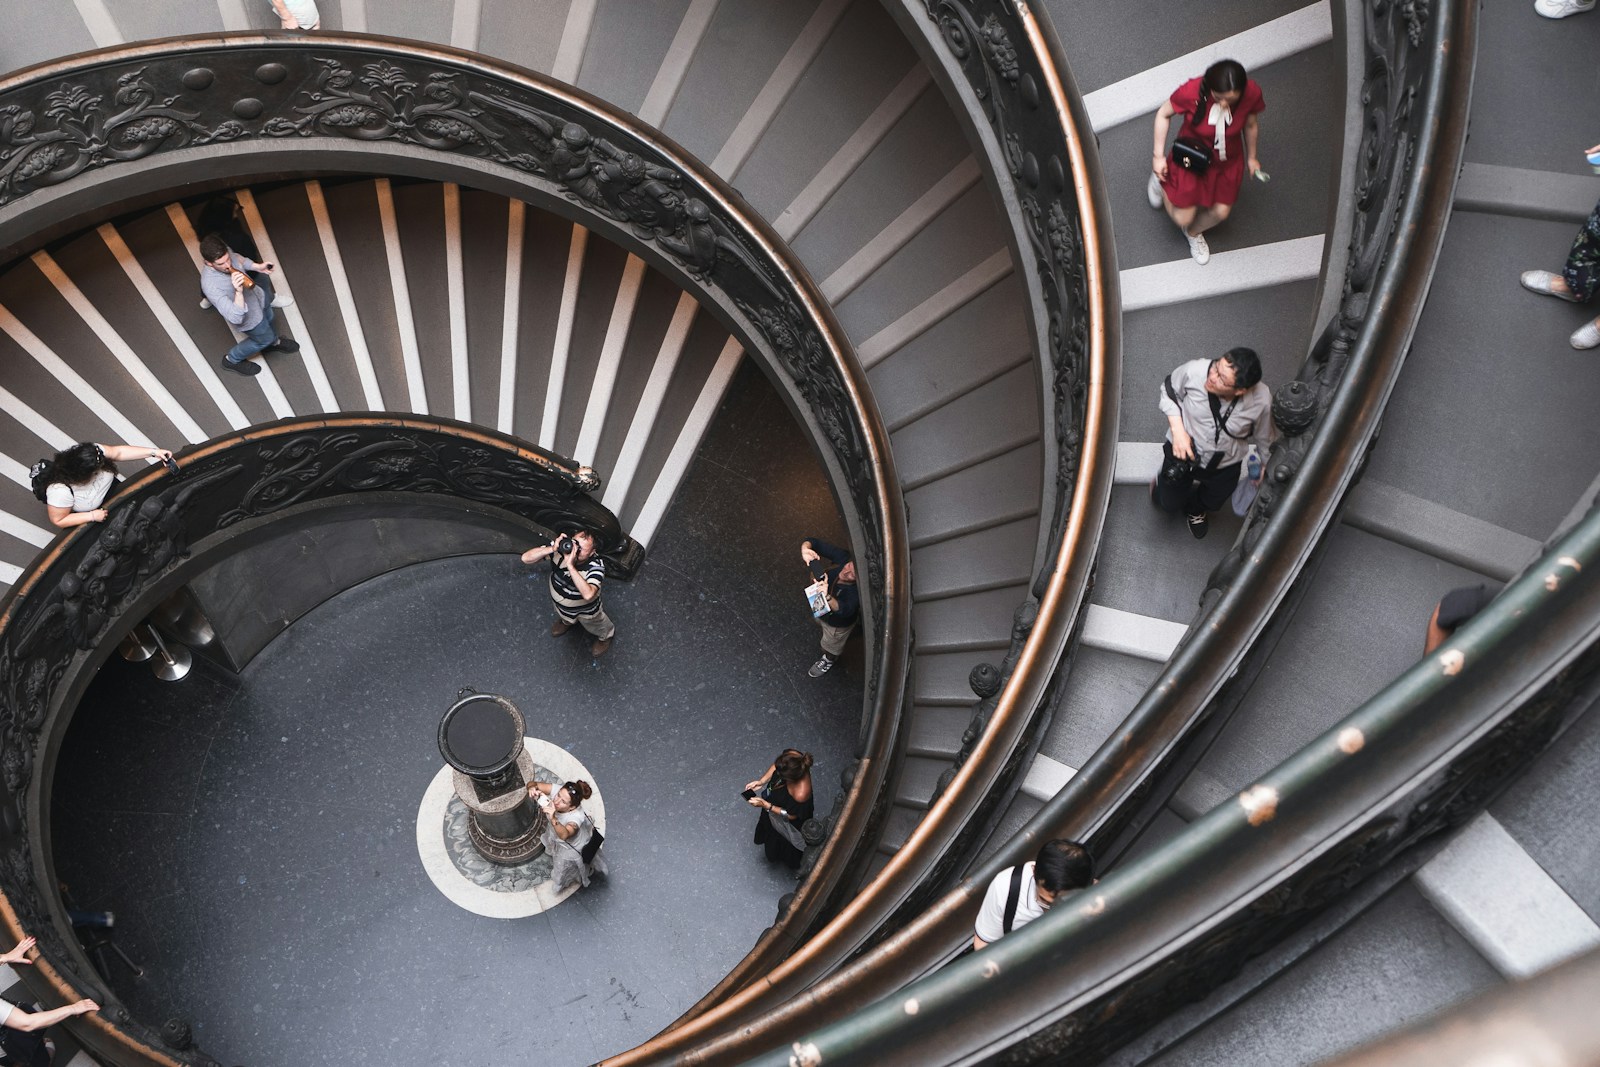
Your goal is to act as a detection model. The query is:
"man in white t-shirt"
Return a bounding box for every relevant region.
[0,933,99,1062]
[972,839,1094,949]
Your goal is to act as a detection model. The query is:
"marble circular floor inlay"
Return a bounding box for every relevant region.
[416,736,606,918]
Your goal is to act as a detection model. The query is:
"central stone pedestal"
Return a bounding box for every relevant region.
[438,692,544,866]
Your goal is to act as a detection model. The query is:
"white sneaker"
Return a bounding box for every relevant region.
[1186,233,1210,266]
[199,297,211,309]
[271,292,294,308]
[1534,0,1594,17]
[1146,172,1164,209]
[1572,317,1600,350]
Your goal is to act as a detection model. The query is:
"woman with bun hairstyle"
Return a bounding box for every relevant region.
[1147,58,1266,265]
[527,778,606,889]
[744,749,814,870]
[32,442,175,529]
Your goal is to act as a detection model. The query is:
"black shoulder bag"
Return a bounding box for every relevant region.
[579,817,604,866]
[1169,89,1212,175]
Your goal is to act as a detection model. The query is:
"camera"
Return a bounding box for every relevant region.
[808,558,828,581]
[554,535,576,557]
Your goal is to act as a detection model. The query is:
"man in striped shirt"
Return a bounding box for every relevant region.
[521,530,615,657]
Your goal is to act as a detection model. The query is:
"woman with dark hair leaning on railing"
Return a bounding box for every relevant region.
[30,442,174,529]
[1148,58,1267,265]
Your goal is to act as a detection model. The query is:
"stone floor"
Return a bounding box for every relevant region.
[49,362,861,1066]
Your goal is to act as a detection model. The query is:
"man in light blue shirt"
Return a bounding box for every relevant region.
[198,232,299,376]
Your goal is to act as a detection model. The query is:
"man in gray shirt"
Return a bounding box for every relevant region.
[199,232,299,376]
[1154,346,1273,539]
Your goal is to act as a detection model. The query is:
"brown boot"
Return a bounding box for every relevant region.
[550,619,573,637]
[590,637,612,657]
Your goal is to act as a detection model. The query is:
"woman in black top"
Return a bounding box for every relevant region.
[745,749,815,870]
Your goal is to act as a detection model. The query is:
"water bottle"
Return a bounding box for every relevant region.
[1246,450,1262,483]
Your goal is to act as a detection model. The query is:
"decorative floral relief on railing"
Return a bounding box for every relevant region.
[0,41,902,1062]
[920,0,1090,564]
[905,0,1089,844]
[0,68,246,199]
[944,1,1476,1060]
[1201,0,1427,606]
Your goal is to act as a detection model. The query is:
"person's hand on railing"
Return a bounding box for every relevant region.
[0,935,35,967]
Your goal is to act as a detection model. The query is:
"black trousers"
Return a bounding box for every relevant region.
[1155,440,1241,517]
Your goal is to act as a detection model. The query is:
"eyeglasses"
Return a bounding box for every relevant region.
[1206,360,1238,391]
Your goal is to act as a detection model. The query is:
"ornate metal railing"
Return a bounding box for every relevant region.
[597,1,1120,1060]
[744,490,1600,1065]
[0,37,912,1066]
[1057,0,1477,869]
[1,416,639,1064]
[605,0,1476,1060]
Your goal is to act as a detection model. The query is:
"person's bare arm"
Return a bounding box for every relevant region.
[1151,99,1176,179]
[47,505,106,529]
[1423,603,1449,655]
[1245,113,1262,175]
[268,0,299,28]
[4,998,99,1032]
[100,444,172,463]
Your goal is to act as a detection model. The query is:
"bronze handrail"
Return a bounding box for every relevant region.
[741,490,1600,1065]
[0,36,910,1066]
[714,0,1482,1060]
[617,0,1476,1059]
[604,0,1122,1059]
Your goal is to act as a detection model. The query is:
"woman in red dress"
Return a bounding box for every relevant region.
[1148,59,1266,265]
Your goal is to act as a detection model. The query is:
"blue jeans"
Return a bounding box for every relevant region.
[225,276,280,364]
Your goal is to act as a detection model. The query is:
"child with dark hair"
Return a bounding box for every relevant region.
[32,442,174,529]
[1148,58,1268,265]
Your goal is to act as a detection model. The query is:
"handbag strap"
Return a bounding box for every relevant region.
[1207,388,1253,443]
[1002,863,1027,935]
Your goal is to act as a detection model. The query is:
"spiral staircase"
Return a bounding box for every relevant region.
[0,1,1596,1065]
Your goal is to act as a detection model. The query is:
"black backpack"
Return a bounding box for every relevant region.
[27,460,52,503]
